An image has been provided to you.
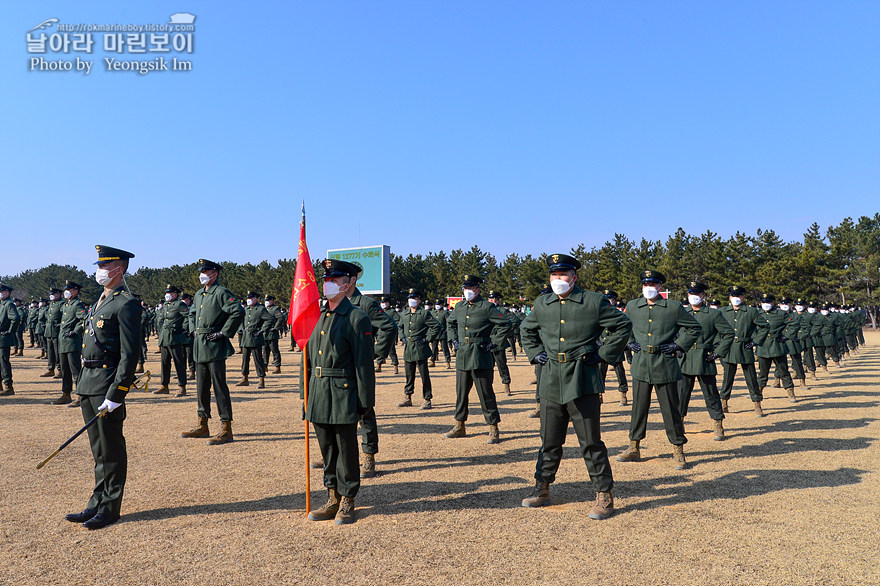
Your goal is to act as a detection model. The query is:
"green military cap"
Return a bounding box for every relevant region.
[728,285,747,296]
[760,292,775,303]
[435,298,443,305]
[686,281,706,294]
[708,298,721,306]
[547,253,581,271]
[407,288,421,298]
[0,283,13,292]
[820,301,830,310]
[132,293,142,300]
[380,296,392,303]
[265,294,275,301]
[603,289,618,299]
[462,274,483,287]
[246,291,259,298]
[40,297,49,303]
[641,269,665,284]
[165,284,181,293]
[198,259,222,271]
[779,296,792,304]
[64,280,82,290]
[49,287,62,295]
[680,296,690,306]
[615,300,626,309]
[322,258,359,278]
[94,244,135,265]
[795,297,808,306]
[181,292,192,300]
[487,290,501,299]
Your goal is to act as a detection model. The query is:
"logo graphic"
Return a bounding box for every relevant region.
[29,18,58,32]
[168,13,196,24]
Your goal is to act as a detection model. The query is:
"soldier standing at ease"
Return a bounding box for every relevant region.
[775,297,808,391]
[135,295,150,374]
[237,291,273,389]
[755,293,797,403]
[35,298,48,359]
[376,297,400,374]
[396,288,441,410]
[487,291,514,396]
[179,259,245,445]
[154,285,190,397]
[520,254,631,518]
[41,288,64,379]
[303,259,376,525]
[27,300,39,349]
[13,298,26,356]
[430,299,452,369]
[444,275,513,444]
[718,286,768,416]
[599,289,629,406]
[0,284,21,396]
[64,245,141,530]
[794,298,819,381]
[263,295,284,374]
[677,281,734,440]
[181,292,196,379]
[52,281,88,406]
[617,270,701,470]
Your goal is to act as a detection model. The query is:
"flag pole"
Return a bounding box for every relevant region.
[303,343,311,515]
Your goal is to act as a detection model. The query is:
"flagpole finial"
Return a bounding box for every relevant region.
[301,200,305,216]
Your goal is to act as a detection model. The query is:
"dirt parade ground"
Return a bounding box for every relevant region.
[1,331,878,585]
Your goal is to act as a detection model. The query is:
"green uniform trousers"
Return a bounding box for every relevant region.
[160,344,188,387]
[720,362,763,402]
[454,368,500,425]
[0,347,12,383]
[404,359,432,400]
[313,422,360,498]
[262,339,281,368]
[431,339,451,364]
[81,394,127,516]
[492,348,511,384]
[758,356,793,389]
[59,351,81,395]
[241,346,266,378]
[802,347,816,372]
[196,359,233,421]
[535,394,612,492]
[679,374,724,420]
[600,360,628,393]
[46,336,59,370]
[359,407,378,455]
[629,379,687,446]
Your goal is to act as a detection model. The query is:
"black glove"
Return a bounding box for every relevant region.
[705,352,721,362]
[626,342,641,353]
[595,339,603,347]
[777,335,788,343]
[480,342,498,353]
[583,352,602,366]
[205,332,226,342]
[0,331,9,336]
[452,339,460,351]
[660,343,681,355]
[532,351,549,365]
[743,341,755,349]
[62,331,75,338]
[356,405,368,416]
[418,337,428,345]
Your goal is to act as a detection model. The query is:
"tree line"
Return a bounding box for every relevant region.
[3,216,878,328]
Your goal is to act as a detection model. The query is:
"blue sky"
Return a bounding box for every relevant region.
[3,2,878,275]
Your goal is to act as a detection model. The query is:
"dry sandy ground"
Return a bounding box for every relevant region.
[1,332,878,585]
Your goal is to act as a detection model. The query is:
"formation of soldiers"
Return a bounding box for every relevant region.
[0,250,870,528]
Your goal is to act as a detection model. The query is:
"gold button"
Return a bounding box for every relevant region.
[321,331,325,335]
[199,317,202,320]
[318,350,323,355]
[561,301,565,304]
[560,320,565,324]
[200,305,203,308]
[648,333,652,336]
[344,383,348,387]
[649,319,652,323]
[465,326,469,330]
[326,313,330,316]
[466,315,470,318]
[560,337,565,341]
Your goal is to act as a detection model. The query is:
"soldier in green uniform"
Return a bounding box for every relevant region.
[444,275,513,444]
[755,293,797,403]
[237,291,274,389]
[430,299,452,369]
[262,295,284,374]
[794,298,819,381]
[181,293,196,379]
[599,289,629,406]
[774,296,808,391]
[64,245,142,530]
[504,303,520,361]
[154,285,190,397]
[617,270,701,469]
[35,298,48,359]
[718,286,769,416]
[51,281,88,406]
[344,267,397,479]
[27,300,39,349]
[520,254,631,518]
[0,284,21,396]
[13,299,26,356]
[397,288,441,409]
[676,282,734,440]
[41,287,64,378]
[376,297,400,374]
[830,303,848,364]
[487,291,514,396]
[179,259,245,445]
[303,259,376,525]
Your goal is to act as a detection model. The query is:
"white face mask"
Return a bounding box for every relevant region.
[709,304,719,309]
[165,293,174,302]
[642,286,659,300]
[48,294,57,301]
[264,301,271,308]
[730,297,743,307]
[435,305,441,310]
[199,273,212,285]
[550,279,572,296]
[807,307,816,313]
[795,305,804,312]
[408,298,419,308]
[95,268,114,286]
[463,289,477,302]
[63,290,72,299]
[779,304,790,311]
[688,295,702,306]
[761,303,773,312]
[323,281,342,298]
[820,310,829,316]
[380,302,389,309]
[246,298,255,306]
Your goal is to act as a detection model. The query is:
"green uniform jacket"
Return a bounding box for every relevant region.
[78,288,142,403]
[755,308,788,358]
[349,288,397,361]
[796,311,816,348]
[816,313,835,346]
[300,297,376,424]
[191,283,245,363]
[265,305,284,341]
[719,305,766,364]
[809,311,824,345]
[383,308,400,342]
[28,307,39,330]
[58,297,88,353]
[831,312,847,344]
[521,286,632,403]
[494,306,516,349]
[430,309,448,341]
[0,298,21,347]
[17,307,28,335]
[45,299,64,338]
[781,311,803,354]
[141,307,153,337]
[398,307,441,362]
[624,297,701,384]
[447,295,513,371]
[242,303,274,348]
[36,306,48,335]
[157,299,190,347]
[679,305,734,376]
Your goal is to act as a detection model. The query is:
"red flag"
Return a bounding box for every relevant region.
[288,218,320,350]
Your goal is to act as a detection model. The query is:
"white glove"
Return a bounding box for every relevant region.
[99,398,122,413]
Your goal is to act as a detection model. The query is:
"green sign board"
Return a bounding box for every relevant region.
[327,245,390,295]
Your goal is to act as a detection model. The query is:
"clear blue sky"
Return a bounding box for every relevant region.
[3,1,878,275]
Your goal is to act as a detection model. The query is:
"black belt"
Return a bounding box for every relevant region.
[82,358,118,369]
[549,344,597,363]
[313,367,355,378]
